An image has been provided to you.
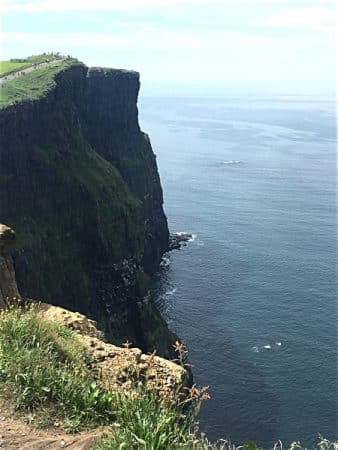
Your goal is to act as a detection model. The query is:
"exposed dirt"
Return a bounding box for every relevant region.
[0,403,106,450]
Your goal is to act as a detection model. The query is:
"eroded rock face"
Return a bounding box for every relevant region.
[0,224,20,308]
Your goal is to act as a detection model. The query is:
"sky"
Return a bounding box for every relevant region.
[0,0,336,96]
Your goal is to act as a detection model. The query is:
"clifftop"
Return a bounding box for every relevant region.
[0,55,142,110]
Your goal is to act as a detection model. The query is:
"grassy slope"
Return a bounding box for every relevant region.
[0,58,79,108]
[0,61,32,76]
[0,307,116,432]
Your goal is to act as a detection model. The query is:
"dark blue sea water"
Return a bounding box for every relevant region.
[139,95,337,448]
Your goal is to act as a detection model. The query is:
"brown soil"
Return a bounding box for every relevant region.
[0,403,106,450]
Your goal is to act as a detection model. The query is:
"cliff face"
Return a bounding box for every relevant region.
[0,64,173,355]
[81,67,169,273]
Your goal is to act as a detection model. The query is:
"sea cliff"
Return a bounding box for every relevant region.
[0,58,174,355]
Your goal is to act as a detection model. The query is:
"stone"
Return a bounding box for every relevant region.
[0,225,16,252]
[36,301,189,400]
[169,232,193,251]
[0,224,21,309]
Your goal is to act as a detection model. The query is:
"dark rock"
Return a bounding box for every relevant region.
[169,232,193,251]
[0,224,21,308]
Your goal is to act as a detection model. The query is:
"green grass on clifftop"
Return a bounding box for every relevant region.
[0,61,31,76]
[0,57,81,108]
[0,54,63,77]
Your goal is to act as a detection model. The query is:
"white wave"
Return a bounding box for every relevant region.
[160,256,170,268]
[176,232,197,242]
[175,231,197,242]
[165,287,177,296]
[222,160,242,165]
[252,342,282,353]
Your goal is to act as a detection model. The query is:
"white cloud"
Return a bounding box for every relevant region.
[1,0,336,12]
[1,27,334,92]
[259,7,336,32]
[1,29,324,53]
[0,0,220,12]
[0,2,334,95]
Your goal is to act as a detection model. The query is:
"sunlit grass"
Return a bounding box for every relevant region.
[0,306,116,431]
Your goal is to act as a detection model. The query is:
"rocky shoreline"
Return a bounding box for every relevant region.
[169,232,194,251]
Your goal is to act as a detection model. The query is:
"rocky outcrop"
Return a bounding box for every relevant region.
[38,303,187,399]
[169,232,193,250]
[0,62,174,355]
[0,224,20,308]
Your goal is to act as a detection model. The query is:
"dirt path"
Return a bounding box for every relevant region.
[0,404,106,450]
[0,60,62,85]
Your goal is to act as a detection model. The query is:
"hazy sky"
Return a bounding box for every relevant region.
[1,0,336,96]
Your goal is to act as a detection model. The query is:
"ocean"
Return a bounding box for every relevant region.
[138,94,337,448]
